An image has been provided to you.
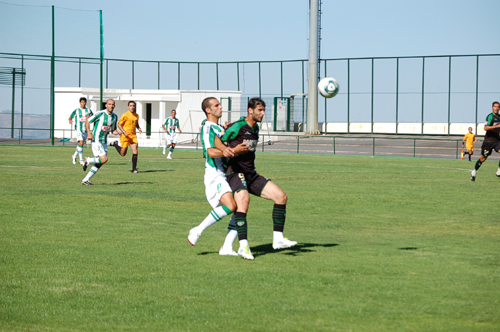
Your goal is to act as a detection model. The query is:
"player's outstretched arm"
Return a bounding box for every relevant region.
[213,136,234,157]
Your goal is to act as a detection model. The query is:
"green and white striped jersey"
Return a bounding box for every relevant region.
[201,120,227,176]
[163,117,180,133]
[87,110,118,144]
[69,108,93,132]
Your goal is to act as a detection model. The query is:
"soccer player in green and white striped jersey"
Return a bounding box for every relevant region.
[162,110,182,159]
[81,99,122,185]
[187,97,249,257]
[68,97,93,165]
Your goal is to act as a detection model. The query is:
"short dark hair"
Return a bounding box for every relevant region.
[248,97,265,110]
[128,101,136,106]
[201,97,217,116]
[493,101,500,107]
[79,97,87,103]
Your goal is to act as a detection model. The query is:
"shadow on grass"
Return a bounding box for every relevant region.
[198,242,339,257]
[136,170,171,173]
[399,247,418,250]
[101,182,154,185]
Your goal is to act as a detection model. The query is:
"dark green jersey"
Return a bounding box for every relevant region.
[484,112,500,141]
[222,116,259,174]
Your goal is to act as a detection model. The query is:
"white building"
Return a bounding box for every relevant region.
[55,87,242,147]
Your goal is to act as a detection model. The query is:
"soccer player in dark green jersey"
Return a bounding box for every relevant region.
[471,101,500,181]
[221,97,297,259]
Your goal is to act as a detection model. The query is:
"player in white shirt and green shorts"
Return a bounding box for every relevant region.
[162,109,182,159]
[188,97,248,257]
[68,97,93,165]
[81,99,122,185]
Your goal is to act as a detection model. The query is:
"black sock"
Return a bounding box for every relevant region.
[113,143,121,153]
[132,154,138,170]
[273,204,286,232]
[234,212,248,240]
[475,159,483,171]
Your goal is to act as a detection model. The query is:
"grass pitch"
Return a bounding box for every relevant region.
[0,145,499,331]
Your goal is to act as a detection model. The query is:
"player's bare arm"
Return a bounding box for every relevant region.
[484,123,500,131]
[137,123,142,134]
[68,117,73,124]
[117,123,128,136]
[85,121,94,141]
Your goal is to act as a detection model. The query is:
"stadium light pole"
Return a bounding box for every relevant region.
[306,0,320,135]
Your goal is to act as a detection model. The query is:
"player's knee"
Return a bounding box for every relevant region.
[277,192,287,205]
[226,200,236,213]
[100,155,108,163]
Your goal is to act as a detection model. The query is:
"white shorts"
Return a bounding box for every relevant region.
[91,142,108,157]
[76,132,88,142]
[205,172,232,209]
[166,133,178,145]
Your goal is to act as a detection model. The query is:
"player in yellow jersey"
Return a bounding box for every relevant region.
[461,127,480,162]
[110,101,142,173]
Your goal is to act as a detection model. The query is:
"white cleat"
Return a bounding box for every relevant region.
[72,155,77,165]
[272,238,298,250]
[238,245,254,260]
[219,246,239,256]
[188,227,201,246]
[162,149,166,155]
[167,155,172,159]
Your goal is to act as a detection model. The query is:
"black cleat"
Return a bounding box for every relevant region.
[82,158,88,172]
[81,181,93,185]
[471,175,475,182]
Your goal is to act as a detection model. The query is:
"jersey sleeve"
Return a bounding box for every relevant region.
[486,113,494,126]
[221,123,238,142]
[202,124,216,149]
[69,109,76,119]
[88,112,99,124]
[118,113,127,126]
[88,109,93,117]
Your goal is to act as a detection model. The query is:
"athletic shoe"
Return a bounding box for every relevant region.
[82,158,89,171]
[238,245,254,260]
[81,181,93,185]
[471,174,476,182]
[219,246,239,256]
[72,155,77,165]
[167,155,172,159]
[496,171,500,178]
[110,141,118,147]
[162,149,166,155]
[132,170,140,173]
[188,227,201,246]
[79,160,85,166]
[272,238,298,250]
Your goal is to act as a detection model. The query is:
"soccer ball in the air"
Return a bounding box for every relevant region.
[318,77,339,98]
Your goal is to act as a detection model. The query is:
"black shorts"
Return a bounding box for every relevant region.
[226,171,270,196]
[481,140,500,158]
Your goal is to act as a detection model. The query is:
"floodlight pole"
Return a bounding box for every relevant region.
[50,5,55,145]
[100,10,103,109]
[306,0,320,135]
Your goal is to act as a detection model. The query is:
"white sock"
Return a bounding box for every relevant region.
[73,149,78,158]
[198,206,229,232]
[83,165,99,182]
[497,167,500,175]
[471,169,477,176]
[239,239,249,248]
[273,231,284,243]
[77,146,83,161]
[222,229,238,251]
[86,157,100,164]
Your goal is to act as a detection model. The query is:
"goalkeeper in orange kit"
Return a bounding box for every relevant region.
[462,127,480,162]
[110,101,142,173]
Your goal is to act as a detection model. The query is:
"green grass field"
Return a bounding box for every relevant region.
[0,145,499,331]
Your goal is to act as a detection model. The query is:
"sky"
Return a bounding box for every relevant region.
[0,0,499,123]
[1,0,499,62]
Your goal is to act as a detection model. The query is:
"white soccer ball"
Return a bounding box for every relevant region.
[318,77,339,98]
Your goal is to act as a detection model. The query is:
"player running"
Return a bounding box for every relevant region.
[187,97,248,256]
[162,109,182,159]
[471,101,500,181]
[461,127,480,162]
[81,99,122,185]
[110,101,142,173]
[68,97,93,165]
[221,97,297,260]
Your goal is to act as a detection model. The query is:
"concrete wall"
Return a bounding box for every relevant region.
[323,122,485,136]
